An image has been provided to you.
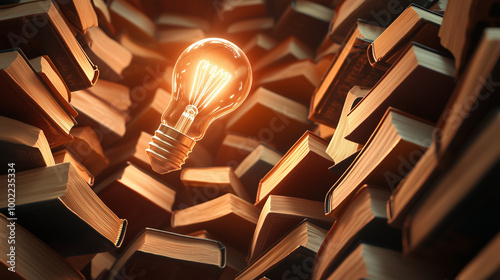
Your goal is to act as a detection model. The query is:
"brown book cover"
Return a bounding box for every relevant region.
[255,131,336,208]
[0,163,127,257]
[0,0,99,91]
[309,20,386,128]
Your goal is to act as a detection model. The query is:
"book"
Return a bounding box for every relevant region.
[345,43,456,144]
[214,133,263,168]
[324,86,367,163]
[171,193,260,252]
[85,79,131,116]
[235,219,328,280]
[212,0,266,25]
[53,149,94,186]
[107,228,226,280]
[253,36,314,72]
[234,144,282,200]
[71,89,127,147]
[29,55,76,116]
[308,20,386,128]
[272,0,335,50]
[54,0,98,33]
[438,0,499,75]
[387,28,500,228]
[155,12,210,31]
[156,27,206,60]
[0,116,55,173]
[0,214,85,280]
[0,162,127,257]
[79,26,133,82]
[325,108,435,218]
[255,131,336,208]
[367,4,446,69]
[94,162,176,249]
[91,252,116,280]
[226,87,312,154]
[311,185,401,280]
[0,0,99,90]
[328,0,434,43]
[116,31,169,67]
[66,126,110,176]
[181,166,252,203]
[435,28,500,160]
[0,49,76,148]
[325,242,444,279]
[125,87,171,137]
[242,33,277,63]
[256,59,322,105]
[188,230,247,280]
[316,124,336,140]
[224,17,274,45]
[456,231,500,280]
[109,0,156,42]
[403,109,500,275]
[92,0,115,36]
[249,195,335,262]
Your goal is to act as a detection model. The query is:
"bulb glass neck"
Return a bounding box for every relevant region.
[174,105,198,134]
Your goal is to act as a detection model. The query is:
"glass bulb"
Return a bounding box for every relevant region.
[147,38,253,174]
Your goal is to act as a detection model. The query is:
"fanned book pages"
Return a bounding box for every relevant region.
[0,50,76,148]
[0,162,127,257]
[107,228,226,280]
[0,0,99,90]
[325,108,435,218]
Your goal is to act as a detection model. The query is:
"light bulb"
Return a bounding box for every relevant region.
[147,38,253,174]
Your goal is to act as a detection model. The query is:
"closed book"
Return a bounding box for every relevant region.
[309,20,386,128]
[54,0,98,33]
[0,162,127,257]
[0,116,55,173]
[0,50,75,148]
[66,126,110,177]
[236,219,328,280]
[312,185,401,280]
[107,228,226,280]
[171,193,260,253]
[0,0,99,90]
[255,131,336,209]
[345,43,455,144]
[249,195,335,263]
[325,108,434,218]
[367,4,446,69]
[403,109,500,276]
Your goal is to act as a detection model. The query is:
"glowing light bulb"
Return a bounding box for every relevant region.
[147,38,253,174]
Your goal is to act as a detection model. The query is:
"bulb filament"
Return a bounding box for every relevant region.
[174,60,231,134]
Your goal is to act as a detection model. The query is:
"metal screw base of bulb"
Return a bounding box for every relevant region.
[146,123,196,174]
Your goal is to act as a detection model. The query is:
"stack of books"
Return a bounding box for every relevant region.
[1,0,499,279]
